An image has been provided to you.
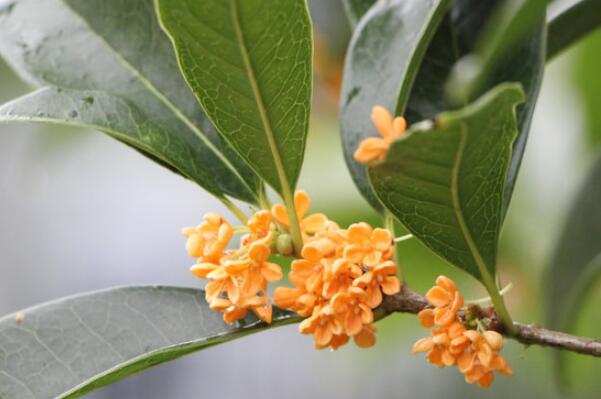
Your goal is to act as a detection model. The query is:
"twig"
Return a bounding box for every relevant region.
[376,285,601,358]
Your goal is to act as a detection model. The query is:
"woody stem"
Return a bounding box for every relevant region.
[376,286,601,357]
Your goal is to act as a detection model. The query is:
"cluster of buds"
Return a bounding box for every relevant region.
[273,211,401,350]
[412,276,512,388]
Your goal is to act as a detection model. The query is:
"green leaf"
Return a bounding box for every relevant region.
[369,83,524,283]
[0,0,260,203]
[546,155,601,386]
[0,286,297,399]
[340,0,450,210]
[156,0,312,197]
[547,0,601,61]
[342,0,376,29]
[446,0,550,105]
[340,0,545,214]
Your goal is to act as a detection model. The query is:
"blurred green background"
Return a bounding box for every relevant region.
[0,1,600,398]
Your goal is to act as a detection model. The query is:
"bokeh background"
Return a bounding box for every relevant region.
[1,1,600,398]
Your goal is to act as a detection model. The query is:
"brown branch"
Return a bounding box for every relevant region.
[377,285,601,358]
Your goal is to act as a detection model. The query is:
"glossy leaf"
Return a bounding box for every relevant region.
[340,0,545,214]
[446,0,549,104]
[547,0,601,61]
[342,0,376,29]
[0,0,260,203]
[0,286,297,399]
[369,84,524,282]
[157,0,312,196]
[340,0,450,210]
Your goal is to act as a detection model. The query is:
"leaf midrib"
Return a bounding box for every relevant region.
[228,0,292,194]
[450,122,493,282]
[62,1,258,200]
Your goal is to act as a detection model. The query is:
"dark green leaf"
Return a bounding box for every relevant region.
[342,0,376,29]
[0,0,260,203]
[445,0,549,105]
[157,0,312,197]
[573,30,601,149]
[340,0,450,210]
[340,0,545,214]
[369,83,524,282]
[0,286,297,399]
[547,0,601,61]
[547,155,601,386]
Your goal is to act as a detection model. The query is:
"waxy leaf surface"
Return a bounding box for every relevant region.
[157,0,312,196]
[0,286,296,399]
[0,0,259,203]
[369,84,524,281]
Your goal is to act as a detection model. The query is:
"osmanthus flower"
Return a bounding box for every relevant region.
[299,304,344,348]
[343,222,394,267]
[413,276,512,388]
[353,260,401,308]
[354,105,407,164]
[322,258,362,299]
[241,210,273,246]
[182,213,233,261]
[272,190,328,235]
[331,286,373,335]
[210,293,273,324]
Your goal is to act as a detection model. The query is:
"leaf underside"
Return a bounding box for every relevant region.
[0,286,297,399]
[342,0,376,29]
[369,83,525,281]
[157,0,312,195]
[0,0,260,203]
[340,0,545,214]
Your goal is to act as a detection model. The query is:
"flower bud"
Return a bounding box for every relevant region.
[276,233,294,256]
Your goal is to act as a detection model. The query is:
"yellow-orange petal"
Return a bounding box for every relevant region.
[354,325,376,348]
[392,116,407,138]
[477,342,494,368]
[185,234,203,258]
[346,222,372,244]
[483,330,504,352]
[491,355,513,376]
[248,242,270,263]
[190,263,217,279]
[273,287,301,309]
[426,286,452,307]
[315,324,334,346]
[252,305,273,324]
[302,213,328,233]
[366,285,383,308]
[417,309,435,328]
[435,275,457,294]
[261,262,283,282]
[477,371,495,388]
[271,203,289,227]
[381,275,401,295]
[372,228,392,250]
[294,190,311,218]
[371,105,394,138]
[457,351,476,373]
[412,337,435,353]
[345,312,363,336]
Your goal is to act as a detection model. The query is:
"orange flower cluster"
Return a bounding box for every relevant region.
[273,198,401,350]
[412,276,512,388]
[354,105,407,164]
[184,211,282,324]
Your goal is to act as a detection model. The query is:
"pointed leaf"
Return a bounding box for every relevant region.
[340,0,450,210]
[0,286,297,399]
[0,0,259,203]
[340,0,545,214]
[369,84,524,282]
[157,0,312,196]
[547,0,601,60]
